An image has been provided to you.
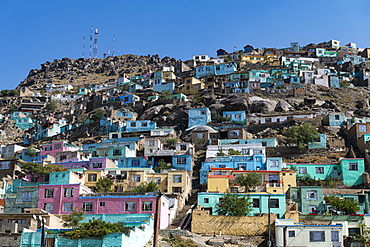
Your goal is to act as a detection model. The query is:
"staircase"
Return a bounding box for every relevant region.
[167,195,197,230]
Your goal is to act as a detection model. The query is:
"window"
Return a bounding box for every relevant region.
[204,198,209,203]
[253,199,260,208]
[133,175,141,182]
[308,205,317,213]
[359,125,367,132]
[200,110,206,115]
[177,157,187,165]
[92,162,102,168]
[64,188,74,197]
[125,202,136,211]
[331,231,339,241]
[54,144,61,149]
[270,199,279,208]
[270,160,279,167]
[44,146,52,151]
[288,231,295,237]
[173,175,182,183]
[310,231,325,242]
[148,140,155,147]
[195,133,204,139]
[261,141,267,147]
[60,154,67,160]
[231,130,240,137]
[141,122,148,127]
[180,144,187,151]
[130,122,136,127]
[307,191,317,200]
[100,202,105,207]
[44,189,54,198]
[293,191,300,199]
[349,163,358,171]
[132,159,140,167]
[298,167,307,174]
[88,174,97,182]
[172,187,182,193]
[155,178,161,184]
[142,201,153,211]
[83,202,93,212]
[113,149,122,156]
[112,134,119,139]
[315,167,324,174]
[8,219,26,224]
[44,203,54,213]
[22,192,33,202]
[334,115,340,120]
[63,202,73,212]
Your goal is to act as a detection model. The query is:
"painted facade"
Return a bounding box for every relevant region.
[188,108,211,128]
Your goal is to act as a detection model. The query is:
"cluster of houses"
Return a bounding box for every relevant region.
[2,39,370,246]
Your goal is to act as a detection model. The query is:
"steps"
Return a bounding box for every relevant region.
[167,196,197,229]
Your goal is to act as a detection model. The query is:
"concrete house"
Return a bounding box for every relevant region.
[195,63,237,78]
[198,192,286,218]
[275,219,344,247]
[40,141,80,158]
[125,120,157,133]
[188,108,211,128]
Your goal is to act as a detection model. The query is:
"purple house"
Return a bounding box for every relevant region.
[37,183,173,228]
[40,141,80,157]
[53,157,117,170]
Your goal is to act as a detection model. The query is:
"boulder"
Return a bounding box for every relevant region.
[356,99,369,109]
[248,96,277,113]
[275,100,292,112]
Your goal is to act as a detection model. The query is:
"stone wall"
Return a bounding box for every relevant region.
[191,209,276,236]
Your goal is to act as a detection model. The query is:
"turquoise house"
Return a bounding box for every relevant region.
[222,111,247,123]
[195,63,237,78]
[288,158,364,186]
[198,192,286,218]
[20,214,154,247]
[288,186,325,214]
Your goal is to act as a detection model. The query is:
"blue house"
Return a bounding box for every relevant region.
[322,113,346,127]
[308,134,327,149]
[128,83,143,93]
[125,120,157,133]
[329,75,340,88]
[152,79,175,93]
[217,138,277,147]
[225,82,250,93]
[99,118,125,133]
[116,157,150,168]
[200,154,265,184]
[188,108,211,128]
[216,49,227,56]
[172,155,192,171]
[195,63,237,78]
[118,94,140,104]
[223,111,247,123]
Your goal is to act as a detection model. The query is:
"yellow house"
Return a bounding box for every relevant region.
[176,77,205,95]
[240,54,266,65]
[163,71,177,80]
[84,170,106,189]
[265,55,280,66]
[207,169,296,194]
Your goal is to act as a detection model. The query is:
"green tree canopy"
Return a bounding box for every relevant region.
[91,109,105,121]
[324,195,360,215]
[45,101,57,112]
[63,210,85,228]
[235,172,262,192]
[215,193,253,216]
[284,123,320,149]
[131,182,158,193]
[94,177,113,193]
[20,162,67,180]
[64,218,132,239]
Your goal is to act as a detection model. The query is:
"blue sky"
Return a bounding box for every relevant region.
[0,0,369,90]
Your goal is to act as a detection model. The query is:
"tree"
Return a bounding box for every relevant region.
[20,162,67,180]
[324,195,360,215]
[26,146,38,157]
[94,177,113,193]
[131,182,158,193]
[64,218,132,239]
[91,109,105,121]
[63,210,85,228]
[215,193,253,216]
[284,123,320,149]
[228,148,242,155]
[45,101,57,112]
[235,172,262,192]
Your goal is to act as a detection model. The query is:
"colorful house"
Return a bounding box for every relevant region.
[198,192,286,218]
[188,108,211,128]
[125,120,157,133]
[195,63,237,78]
[40,141,80,158]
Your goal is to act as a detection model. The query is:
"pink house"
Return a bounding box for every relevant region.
[40,141,80,157]
[52,157,116,170]
[37,183,173,228]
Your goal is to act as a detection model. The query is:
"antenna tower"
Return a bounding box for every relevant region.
[82,35,85,58]
[89,27,93,58]
[112,34,116,56]
[92,29,99,59]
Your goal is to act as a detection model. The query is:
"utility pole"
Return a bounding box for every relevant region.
[153,192,161,247]
[268,194,271,247]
